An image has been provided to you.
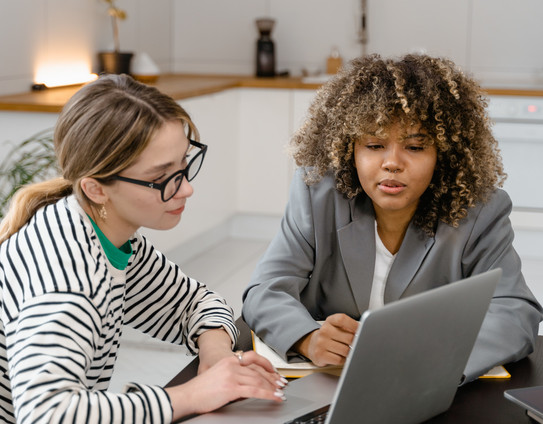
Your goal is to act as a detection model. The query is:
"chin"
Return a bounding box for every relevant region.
[145,216,182,232]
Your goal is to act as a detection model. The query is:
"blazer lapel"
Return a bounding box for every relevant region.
[385,223,435,302]
[337,196,376,314]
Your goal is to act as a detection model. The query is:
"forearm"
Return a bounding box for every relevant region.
[197,328,235,372]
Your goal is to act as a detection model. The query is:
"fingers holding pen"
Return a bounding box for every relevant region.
[323,313,359,336]
[296,313,358,366]
[320,313,358,359]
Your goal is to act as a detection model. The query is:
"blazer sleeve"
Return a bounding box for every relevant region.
[242,168,322,357]
[461,190,542,382]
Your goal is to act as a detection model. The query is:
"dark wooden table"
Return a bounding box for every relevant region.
[167,318,543,423]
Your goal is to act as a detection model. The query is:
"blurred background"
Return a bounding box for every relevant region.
[1,0,543,95]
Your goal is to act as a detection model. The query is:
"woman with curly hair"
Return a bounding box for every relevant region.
[242,53,542,383]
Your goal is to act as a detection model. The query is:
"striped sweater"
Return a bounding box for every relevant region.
[0,195,238,423]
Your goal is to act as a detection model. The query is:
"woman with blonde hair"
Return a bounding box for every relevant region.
[0,74,286,424]
[242,53,542,383]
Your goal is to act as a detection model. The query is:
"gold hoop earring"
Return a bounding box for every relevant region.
[99,204,107,221]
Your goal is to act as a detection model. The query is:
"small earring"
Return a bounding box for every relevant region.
[99,204,107,221]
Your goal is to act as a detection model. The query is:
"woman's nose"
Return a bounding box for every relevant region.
[382,144,403,173]
[174,177,194,199]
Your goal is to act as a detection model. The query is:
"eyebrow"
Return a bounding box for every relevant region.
[143,162,175,175]
[142,143,191,175]
[403,133,428,140]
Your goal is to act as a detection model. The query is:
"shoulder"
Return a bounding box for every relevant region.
[435,189,513,242]
[1,196,108,298]
[292,167,347,204]
[469,188,512,222]
[12,195,93,245]
[288,167,362,229]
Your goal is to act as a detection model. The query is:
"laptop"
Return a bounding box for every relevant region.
[504,386,543,423]
[182,268,501,424]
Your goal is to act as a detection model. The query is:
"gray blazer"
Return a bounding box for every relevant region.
[242,168,542,382]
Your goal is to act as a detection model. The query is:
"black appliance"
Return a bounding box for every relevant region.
[256,18,275,77]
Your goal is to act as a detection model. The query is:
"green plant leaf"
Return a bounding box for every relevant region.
[0,128,57,218]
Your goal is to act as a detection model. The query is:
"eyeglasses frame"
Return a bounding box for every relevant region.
[112,139,207,202]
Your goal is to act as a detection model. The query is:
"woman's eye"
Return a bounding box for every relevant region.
[407,145,424,151]
[366,144,383,150]
[152,173,167,183]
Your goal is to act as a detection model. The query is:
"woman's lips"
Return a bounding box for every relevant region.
[378,179,406,195]
[168,205,185,215]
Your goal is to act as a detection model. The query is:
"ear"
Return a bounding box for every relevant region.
[80,177,108,205]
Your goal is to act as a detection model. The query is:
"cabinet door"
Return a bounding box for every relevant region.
[237,88,293,215]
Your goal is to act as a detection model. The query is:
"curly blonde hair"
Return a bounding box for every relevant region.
[291,53,505,235]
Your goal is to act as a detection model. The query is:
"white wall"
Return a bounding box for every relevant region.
[172,0,543,86]
[0,0,172,95]
[0,112,59,151]
[2,0,543,96]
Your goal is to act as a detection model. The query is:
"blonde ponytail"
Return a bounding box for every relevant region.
[0,178,72,244]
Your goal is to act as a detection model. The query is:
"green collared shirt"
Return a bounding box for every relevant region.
[88,216,133,270]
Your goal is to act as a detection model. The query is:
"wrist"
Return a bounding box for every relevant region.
[197,328,232,352]
[294,330,316,360]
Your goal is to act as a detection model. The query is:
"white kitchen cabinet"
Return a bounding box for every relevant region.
[236,87,319,215]
[237,88,294,215]
[292,89,317,132]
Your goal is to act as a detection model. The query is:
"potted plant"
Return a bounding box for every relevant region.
[97,0,133,75]
[0,128,57,218]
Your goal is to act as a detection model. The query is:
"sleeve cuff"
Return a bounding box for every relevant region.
[124,382,173,423]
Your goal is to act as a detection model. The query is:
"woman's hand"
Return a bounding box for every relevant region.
[165,350,287,421]
[294,313,358,366]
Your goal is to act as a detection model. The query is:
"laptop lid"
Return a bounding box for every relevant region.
[181,268,501,424]
[504,386,543,421]
[325,267,501,424]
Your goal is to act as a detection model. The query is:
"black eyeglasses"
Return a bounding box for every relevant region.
[113,139,207,202]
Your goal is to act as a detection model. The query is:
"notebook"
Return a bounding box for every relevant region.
[504,386,543,423]
[181,268,501,424]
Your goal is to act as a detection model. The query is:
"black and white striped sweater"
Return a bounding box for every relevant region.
[0,195,237,423]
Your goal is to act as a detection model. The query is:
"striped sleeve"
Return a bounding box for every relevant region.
[5,292,172,424]
[124,233,238,353]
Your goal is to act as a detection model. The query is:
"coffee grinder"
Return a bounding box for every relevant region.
[255,18,276,77]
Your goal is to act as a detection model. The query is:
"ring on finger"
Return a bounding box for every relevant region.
[234,350,244,364]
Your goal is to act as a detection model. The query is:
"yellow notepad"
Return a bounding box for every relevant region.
[252,332,343,378]
[479,365,511,379]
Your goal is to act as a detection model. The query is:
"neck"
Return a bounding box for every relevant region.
[80,201,134,248]
[374,208,414,255]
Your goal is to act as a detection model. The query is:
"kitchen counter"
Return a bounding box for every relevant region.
[0,74,322,113]
[1,73,542,113]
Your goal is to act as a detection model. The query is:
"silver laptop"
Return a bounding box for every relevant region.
[504,386,543,422]
[182,268,501,424]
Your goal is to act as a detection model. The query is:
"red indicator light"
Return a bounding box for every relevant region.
[527,104,538,113]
